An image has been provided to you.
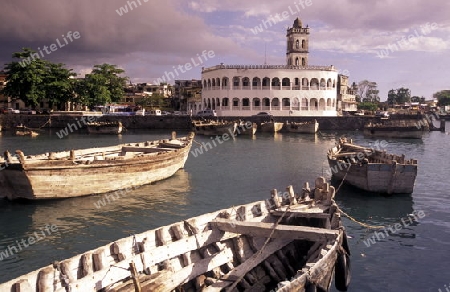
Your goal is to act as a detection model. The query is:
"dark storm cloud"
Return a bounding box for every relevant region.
[0,0,239,73]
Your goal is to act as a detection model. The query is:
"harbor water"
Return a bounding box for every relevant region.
[0,125,449,291]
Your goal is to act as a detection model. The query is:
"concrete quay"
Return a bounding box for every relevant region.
[0,113,432,132]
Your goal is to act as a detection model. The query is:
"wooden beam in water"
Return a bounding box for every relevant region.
[211,218,338,242]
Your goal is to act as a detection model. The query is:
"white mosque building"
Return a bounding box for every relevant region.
[195,18,343,117]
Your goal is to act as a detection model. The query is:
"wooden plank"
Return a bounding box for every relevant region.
[212,219,339,242]
[202,239,293,291]
[140,244,235,291]
[129,262,142,292]
[121,146,176,153]
[270,209,330,219]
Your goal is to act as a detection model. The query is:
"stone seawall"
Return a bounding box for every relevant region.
[0,115,193,131]
[0,114,428,132]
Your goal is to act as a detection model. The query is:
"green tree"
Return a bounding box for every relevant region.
[2,48,77,109]
[387,87,412,106]
[358,102,378,111]
[387,89,397,107]
[44,63,76,109]
[411,96,425,103]
[137,93,165,109]
[2,48,48,107]
[76,64,128,107]
[434,90,450,106]
[396,87,411,104]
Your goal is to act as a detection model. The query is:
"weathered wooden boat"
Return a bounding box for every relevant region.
[0,177,351,292]
[87,121,123,134]
[260,122,284,133]
[363,119,427,139]
[287,120,319,134]
[15,124,39,137]
[192,120,237,136]
[236,120,257,136]
[327,137,418,194]
[0,132,194,200]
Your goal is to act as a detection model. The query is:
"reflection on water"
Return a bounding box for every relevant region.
[1,126,450,291]
[0,169,191,282]
[30,168,191,227]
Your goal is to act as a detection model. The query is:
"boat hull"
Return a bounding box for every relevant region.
[0,135,194,200]
[87,122,123,134]
[260,122,284,132]
[236,121,257,135]
[363,128,423,139]
[0,177,350,292]
[192,121,237,136]
[288,120,319,134]
[327,138,418,194]
[328,158,417,194]
[363,119,427,139]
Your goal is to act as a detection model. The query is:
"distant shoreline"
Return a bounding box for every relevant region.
[0,113,434,132]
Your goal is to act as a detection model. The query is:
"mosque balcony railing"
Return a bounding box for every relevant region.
[202,64,336,73]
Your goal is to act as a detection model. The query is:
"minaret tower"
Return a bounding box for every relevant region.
[286,17,310,67]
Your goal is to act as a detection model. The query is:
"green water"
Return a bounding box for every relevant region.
[0,126,449,291]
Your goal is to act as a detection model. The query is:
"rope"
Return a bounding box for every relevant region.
[192,139,202,146]
[38,117,51,129]
[334,164,385,230]
[337,206,384,229]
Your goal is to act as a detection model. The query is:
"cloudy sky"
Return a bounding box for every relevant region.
[1,0,449,100]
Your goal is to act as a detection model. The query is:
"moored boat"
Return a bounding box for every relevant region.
[192,120,237,136]
[327,137,418,194]
[15,124,39,137]
[287,119,319,134]
[363,119,427,139]
[236,120,257,135]
[0,177,351,292]
[260,121,284,133]
[87,121,123,134]
[0,132,194,200]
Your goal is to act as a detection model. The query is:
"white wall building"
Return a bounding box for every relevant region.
[197,18,341,117]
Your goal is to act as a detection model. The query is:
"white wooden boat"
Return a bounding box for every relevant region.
[87,121,123,134]
[0,177,351,292]
[192,120,237,136]
[260,122,284,133]
[327,137,418,194]
[287,120,319,134]
[0,132,194,200]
